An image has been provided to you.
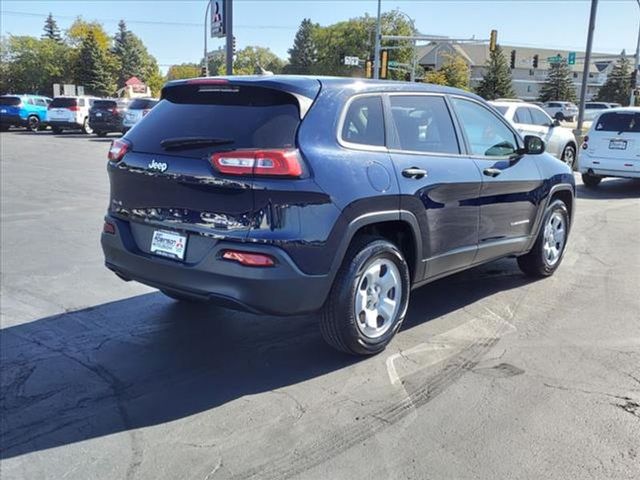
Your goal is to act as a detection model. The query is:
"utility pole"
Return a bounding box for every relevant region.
[373,0,382,79]
[225,0,234,75]
[630,0,640,106]
[576,0,598,136]
[203,0,211,76]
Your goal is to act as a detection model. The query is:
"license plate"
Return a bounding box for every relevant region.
[609,140,627,150]
[150,230,187,260]
[96,112,102,117]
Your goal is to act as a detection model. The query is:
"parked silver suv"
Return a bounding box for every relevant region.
[543,101,578,122]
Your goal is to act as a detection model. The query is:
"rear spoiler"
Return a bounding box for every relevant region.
[161,77,320,120]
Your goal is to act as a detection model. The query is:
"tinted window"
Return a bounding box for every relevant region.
[129,98,158,110]
[452,98,518,157]
[493,106,508,115]
[93,100,117,110]
[595,112,640,133]
[35,98,47,107]
[547,102,560,108]
[390,95,459,154]
[50,98,78,108]
[341,96,385,147]
[126,84,301,158]
[514,107,533,124]
[0,96,21,106]
[27,98,35,105]
[529,108,551,126]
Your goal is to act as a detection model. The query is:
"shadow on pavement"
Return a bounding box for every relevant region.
[1,259,531,460]
[577,177,640,200]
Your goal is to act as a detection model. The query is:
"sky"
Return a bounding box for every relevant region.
[2,0,639,72]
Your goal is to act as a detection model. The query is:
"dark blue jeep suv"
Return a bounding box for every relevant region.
[101,76,575,355]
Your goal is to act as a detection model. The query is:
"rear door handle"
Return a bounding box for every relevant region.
[402,167,427,179]
[483,167,502,177]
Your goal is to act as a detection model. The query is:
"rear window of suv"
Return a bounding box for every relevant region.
[92,100,117,109]
[125,84,300,158]
[128,99,158,110]
[0,96,22,106]
[595,112,640,133]
[50,98,78,108]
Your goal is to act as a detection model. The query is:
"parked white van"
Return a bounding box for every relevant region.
[579,107,640,187]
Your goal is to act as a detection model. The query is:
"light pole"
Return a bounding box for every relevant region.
[630,0,640,106]
[394,10,417,82]
[203,0,211,76]
[576,0,598,136]
[373,0,382,79]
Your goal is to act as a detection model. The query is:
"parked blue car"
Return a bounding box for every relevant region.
[0,94,52,132]
[101,76,575,355]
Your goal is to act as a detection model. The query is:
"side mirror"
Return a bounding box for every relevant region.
[523,135,545,155]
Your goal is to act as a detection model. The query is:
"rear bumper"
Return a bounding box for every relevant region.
[101,215,333,315]
[579,156,640,178]
[0,114,26,127]
[49,120,82,129]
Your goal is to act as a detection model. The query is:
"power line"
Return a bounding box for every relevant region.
[1,10,296,30]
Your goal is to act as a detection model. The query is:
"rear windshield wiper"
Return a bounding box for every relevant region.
[160,137,235,150]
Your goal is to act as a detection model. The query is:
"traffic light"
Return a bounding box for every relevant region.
[380,50,389,79]
[510,50,516,69]
[201,66,207,77]
[365,59,373,79]
[489,30,497,53]
[532,54,539,68]
[631,69,638,89]
[232,36,236,55]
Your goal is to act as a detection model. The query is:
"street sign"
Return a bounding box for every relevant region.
[344,56,360,66]
[388,60,399,67]
[568,52,576,65]
[211,0,226,38]
[547,54,563,64]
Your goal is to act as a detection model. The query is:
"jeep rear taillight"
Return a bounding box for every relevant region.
[211,149,303,177]
[108,139,131,162]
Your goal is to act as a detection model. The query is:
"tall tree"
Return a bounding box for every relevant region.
[285,18,318,74]
[42,13,62,43]
[76,31,115,96]
[111,20,163,91]
[66,18,111,50]
[475,45,515,100]
[424,53,469,90]
[232,46,285,75]
[596,52,632,106]
[166,63,201,81]
[539,59,577,102]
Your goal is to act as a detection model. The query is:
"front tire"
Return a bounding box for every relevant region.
[561,144,576,169]
[581,173,602,188]
[27,115,40,132]
[517,199,569,277]
[555,112,565,122]
[96,130,107,137]
[320,236,410,356]
[82,118,93,134]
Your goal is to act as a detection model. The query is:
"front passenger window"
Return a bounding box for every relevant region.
[451,98,518,157]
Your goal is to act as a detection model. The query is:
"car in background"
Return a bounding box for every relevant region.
[0,94,52,132]
[122,98,158,133]
[48,96,99,134]
[89,98,129,137]
[578,107,640,187]
[491,100,578,167]
[543,101,579,122]
[102,76,574,355]
[583,101,623,121]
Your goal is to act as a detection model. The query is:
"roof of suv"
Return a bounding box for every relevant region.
[163,75,481,100]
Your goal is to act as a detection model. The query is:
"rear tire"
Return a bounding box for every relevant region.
[82,117,93,134]
[96,130,107,137]
[581,173,602,188]
[320,236,410,356]
[0,125,9,132]
[27,115,40,132]
[517,199,569,277]
[561,144,576,169]
[554,112,565,121]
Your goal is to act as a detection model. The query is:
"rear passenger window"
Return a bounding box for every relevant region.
[35,98,47,107]
[341,96,385,147]
[390,95,459,154]
[529,108,551,126]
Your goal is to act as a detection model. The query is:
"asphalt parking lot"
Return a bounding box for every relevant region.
[1,130,639,480]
